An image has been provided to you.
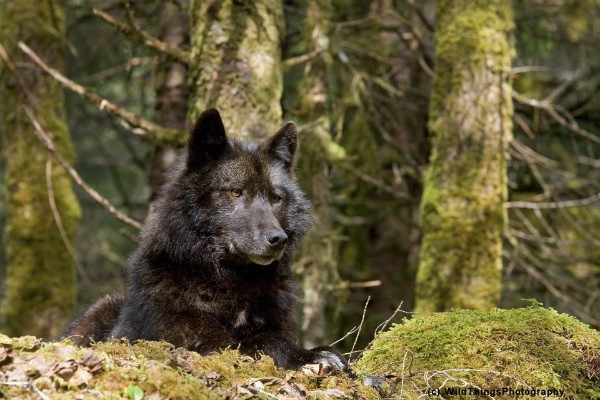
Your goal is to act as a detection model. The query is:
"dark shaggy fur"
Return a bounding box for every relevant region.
[62,109,347,371]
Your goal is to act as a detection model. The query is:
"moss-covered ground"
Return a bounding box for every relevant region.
[0,335,377,399]
[355,306,599,399]
[1,307,598,399]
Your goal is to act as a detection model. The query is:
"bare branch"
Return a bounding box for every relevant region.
[329,326,358,347]
[511,137,557,166]
[513,91,600,145]
[577,155,600,168]
[46,158,93,287]
[18,41,187,146]
[374,301,411,338]
[24,107,143,230]
[506,192,600,210]
[243,385,284,400]
[338,163,411,200]
[503,238,600,327]
[283,48,326,68]
[92,7,190,64]
[512,66,548,74]
[0,42,38,107]
[82,56,157,83]
[2,40,143,230]
[349,296,370,363]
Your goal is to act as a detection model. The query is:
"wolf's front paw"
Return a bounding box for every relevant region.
[308,346,348,372]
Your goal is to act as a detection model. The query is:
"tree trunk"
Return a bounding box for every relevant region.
[149,2,188,202]
[414,0,514,314]
[0,0,81,338]
[290,0,343,348]
[188,0,284,139]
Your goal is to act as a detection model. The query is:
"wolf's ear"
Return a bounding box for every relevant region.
[267,122,297,171]
[188,108,229,168]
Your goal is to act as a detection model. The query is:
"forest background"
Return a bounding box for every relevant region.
[0,0,598,354]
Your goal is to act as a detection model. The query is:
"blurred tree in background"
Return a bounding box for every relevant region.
[415,0,514,314]
[0,0,598,353]
[0,0,81,339]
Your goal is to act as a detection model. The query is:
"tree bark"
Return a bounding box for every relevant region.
[149,2,189,202]
[414,0,514,313]
[0,0,81,338]
[292,0,339,348]
[188,0,284,139]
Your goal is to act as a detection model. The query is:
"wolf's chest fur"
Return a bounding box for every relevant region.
[141,265,294,339]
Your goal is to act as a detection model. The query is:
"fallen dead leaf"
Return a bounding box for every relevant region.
[53,361,76,380]
[247,376,284,387]
[69,367,93,387]
[79,349,103,373]
[299,363,322,377]
[54,345,78,360]
[205,370,224,381]
[0,346,13,366]
[5,361,35,382]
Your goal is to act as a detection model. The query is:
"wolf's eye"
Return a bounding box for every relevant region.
[230,189,242,197]
[272,194,283,203]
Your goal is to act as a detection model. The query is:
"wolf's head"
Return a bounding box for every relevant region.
[145,108,312,271]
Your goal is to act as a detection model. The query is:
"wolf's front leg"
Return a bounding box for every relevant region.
[239,332,347,371]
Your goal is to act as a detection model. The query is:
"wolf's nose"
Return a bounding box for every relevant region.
[266,229,288,247]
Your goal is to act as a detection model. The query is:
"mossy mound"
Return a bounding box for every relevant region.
[0,335,377,399]
[355,306,600,399]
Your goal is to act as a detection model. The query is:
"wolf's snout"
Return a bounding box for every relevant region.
[266,229,287,248]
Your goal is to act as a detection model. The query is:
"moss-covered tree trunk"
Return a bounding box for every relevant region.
[414,0,514,314]
[188,0,284,139]
[0,0,81,338]
[292,0,341,348]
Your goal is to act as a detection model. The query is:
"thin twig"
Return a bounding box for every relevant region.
[0,42,37,107]
[330,326,358,347]
[399,348,414,399]
[338,164,411,200]
[349,296,370,363]
[513,91,600,145]
[506,192,600,209]
[243,385,285,400]
[1,41,144,230]
[24,106,143,230]
[283,48,326,68]
[504,237,600,326]
[330,279,382,290]
[374,301,410,338]
[92,7,189,63]
[81,56,156,83]
[18,41,186,146]
[0,43,142,230]
[512,66,548,74]
[46,158,93,286]
[46,158,78,260]
[511,137,557,166]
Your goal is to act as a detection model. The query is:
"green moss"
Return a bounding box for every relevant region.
[561,0,590,42]
[0,334,375,399]
[0,0,81,338]
[415,0,514,314]
[355,307,600,399]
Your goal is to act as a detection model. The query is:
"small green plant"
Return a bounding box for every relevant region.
[126,384,144,400]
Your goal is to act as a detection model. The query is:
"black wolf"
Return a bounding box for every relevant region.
[63,108,347,371]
